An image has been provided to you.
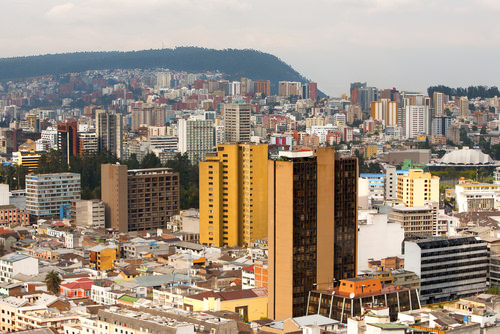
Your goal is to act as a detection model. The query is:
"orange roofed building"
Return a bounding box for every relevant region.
[307,277,420,323]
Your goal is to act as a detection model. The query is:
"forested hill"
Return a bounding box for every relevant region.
[0,47,313,94]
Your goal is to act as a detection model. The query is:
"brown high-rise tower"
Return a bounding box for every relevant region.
[101,164,180,232]
[268,148,358,320]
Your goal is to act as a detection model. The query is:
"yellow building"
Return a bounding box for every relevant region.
[183,287,268,321]
[12,151,41,172]
[397,169,440,207]
[89,245,119,271]
[364,144,378,159]
[199,143,268,247]
[305,117,325,129]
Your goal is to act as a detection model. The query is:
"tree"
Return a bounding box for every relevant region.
[140,152,162,169]
[44,270,62,295]
[165,153,199,209]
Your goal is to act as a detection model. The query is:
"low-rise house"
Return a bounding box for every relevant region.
[59,278,94,298]
[183,287,268,322]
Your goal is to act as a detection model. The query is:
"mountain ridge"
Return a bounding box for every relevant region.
[0,47,316,95]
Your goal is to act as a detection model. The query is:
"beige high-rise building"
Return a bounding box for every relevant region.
[96,109,123,159]
[370,99,397,126]
[101,164,179,232]
[199,143,268,247]
[71,199,105,229]
[459,96,469,118]
[268,148,358,320]
[433,92,444,117]
[397,169,439,207]
[223,103,251,143]
[278,81,302,97]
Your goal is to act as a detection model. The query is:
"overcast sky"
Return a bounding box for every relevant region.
[1,0,499,96]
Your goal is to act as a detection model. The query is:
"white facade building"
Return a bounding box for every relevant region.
[0,253,38,282]
[455,182,500,213]
[357,210,404,274]
[25,173,81,217]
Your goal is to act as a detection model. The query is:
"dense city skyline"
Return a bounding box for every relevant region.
[2,0,500,96]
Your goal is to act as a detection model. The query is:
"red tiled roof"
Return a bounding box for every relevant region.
[242,264,254,272]
[61,278,94,290]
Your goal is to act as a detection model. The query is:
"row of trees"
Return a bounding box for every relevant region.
[428,85,500,100]
[2,150,200,210]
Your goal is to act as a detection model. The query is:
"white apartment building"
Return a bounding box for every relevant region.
[25,173,81,217]
[178,118,214,162]
[405,105,430,139]
[40,127,58,149]
[0,253,38,282]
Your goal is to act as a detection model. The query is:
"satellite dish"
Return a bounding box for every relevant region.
[349,293,355,299]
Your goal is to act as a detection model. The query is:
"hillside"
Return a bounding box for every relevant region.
[0,47,314,95]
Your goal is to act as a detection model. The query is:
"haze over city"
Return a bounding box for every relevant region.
[2,0,500,95]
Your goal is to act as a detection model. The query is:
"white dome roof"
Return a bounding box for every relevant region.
[441,148,494,165]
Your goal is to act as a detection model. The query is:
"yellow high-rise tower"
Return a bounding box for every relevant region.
[199,143,268,247]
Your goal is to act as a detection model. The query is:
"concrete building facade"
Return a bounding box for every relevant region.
[101,164,180,232]
[199,143,268,247]
[25,173,81,217]
[268,149,358,320]
[404,237,488,305]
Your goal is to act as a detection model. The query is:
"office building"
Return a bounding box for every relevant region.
[254,80,271,96]
[306,277,420,323]
[350,82,366,105]
[11,151,41,172]
[459,96,469,118]
[96,109,123,159]
[71,199,105,229]
[57,119,79,163]
[40,126,58,150]
[402,105,430,139]
[397,169,439,207]
[78,132,98,154]
[223,103,251,143]
[268,149,358,320]
[25,173,81,217]
[431,116,453,136]
[358,86,379,111]
[455,181,500,213]
[101,164,180,233]
[178,118,214,162]
[199,143,268,247]
[278,81,302,97]
[388,202,438,239]
[370,99,397,126]
[433,92,444,116]
[405,237,488,305]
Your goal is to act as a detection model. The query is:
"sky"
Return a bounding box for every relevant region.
[1,0,500,96]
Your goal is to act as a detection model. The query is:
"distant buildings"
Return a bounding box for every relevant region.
[25,173,81,217]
